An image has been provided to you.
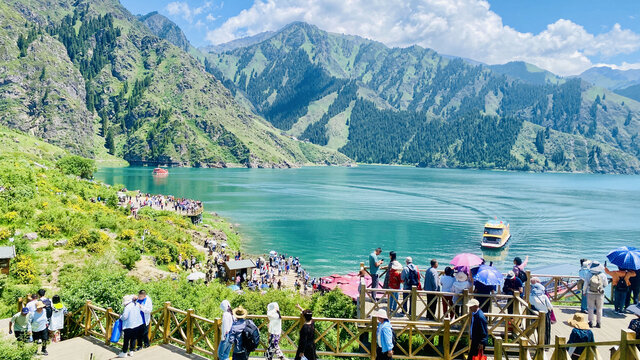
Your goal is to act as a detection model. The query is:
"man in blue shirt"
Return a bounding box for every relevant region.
[373,309,394,360]
[369,247,383,298]
[424,259,441,320]
[467,299,488,360]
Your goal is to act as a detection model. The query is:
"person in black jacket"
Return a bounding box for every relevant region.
[467,299,488,360]
[295,305,316,360]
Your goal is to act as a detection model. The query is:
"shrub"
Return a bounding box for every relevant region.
[117,229,136,241]
[56,155,96,179]
[37,223,60,238]
[0,228,12,241]
[156,247,172,265]
[117,247,141,270]
[12,255,37,284]
[0,338,38,360]
[167,264,180,273]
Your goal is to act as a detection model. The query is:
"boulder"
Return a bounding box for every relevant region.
[54,239,68,247]
[209,229,227,241]
[23,232,38,241]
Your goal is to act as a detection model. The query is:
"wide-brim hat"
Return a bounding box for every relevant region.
[589,261,604,273]
[506,271,515,279]
[371,309,389,320]
[36,301,45,309]
[233,306,248,319]
[455,272,468,282]
[628,304,640,316]
[466,299,480,308]
[567,313,589,330]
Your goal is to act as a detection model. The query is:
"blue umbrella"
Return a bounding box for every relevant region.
[260,284,270,289]
[607,246,640,270]
[474,265,504,286]
[227,285,240,291]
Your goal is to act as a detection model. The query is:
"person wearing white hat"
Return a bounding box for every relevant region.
[373,309,394,360]
[452,272,472,318]
[400,257,421,315]
[466,299,488,360]
[586,261,608,328]
[627,304,640,343]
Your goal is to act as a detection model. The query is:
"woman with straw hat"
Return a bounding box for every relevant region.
[567,313,594,360]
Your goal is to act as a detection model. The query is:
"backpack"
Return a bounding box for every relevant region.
[241,320,260,353]
[616,277,629,291]
[514,268,527,283]
[588,274,604,294]
[406,267,420,288]
[42,298,53,320]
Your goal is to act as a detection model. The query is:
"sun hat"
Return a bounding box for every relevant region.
[628,304,640,316]
[371,309,389,320]
[466,299,480,308]
[21,307,29,314]
[567,313,589,330]
[233,306,248,319]
[506,271,515,279]
[455,272,468,282]
[405,256,413,264]
[36,301,45,309]
[589,261,604,273]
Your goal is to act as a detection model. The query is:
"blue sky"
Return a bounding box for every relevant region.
[120,0,640,75]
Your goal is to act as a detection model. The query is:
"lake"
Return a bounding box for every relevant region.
[95,166,640,276]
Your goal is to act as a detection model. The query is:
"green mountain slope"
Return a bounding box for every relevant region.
[579,66,640,90]
[204,22,640,173]
[0,1,348,168]
[138,11,190,52]
[614,84,640,103]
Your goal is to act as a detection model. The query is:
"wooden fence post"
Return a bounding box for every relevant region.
[214,318,222,360]
[494,336,503,360]
[525,271,532,304]
[462,289,469,316]
[84,300,92,336]
[443,319,451,360]
[410,286,418,321]
[553,277,559,302]
[519,338,528,360]
[186,309,194,353]
[359,280,366,319]
[537,312,546,346]
[163,302,171,344]
[370,317,377,360]
[105,307,113,345]
[552,336,567,360]
[620,329,630,360]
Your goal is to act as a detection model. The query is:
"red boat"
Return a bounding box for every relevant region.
[152,168,169,176]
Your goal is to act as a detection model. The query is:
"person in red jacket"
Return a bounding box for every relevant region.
[386,252,403,313]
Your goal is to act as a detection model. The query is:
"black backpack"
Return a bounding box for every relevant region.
[515,268,527,283]
[42,298,53,320]
[241,320,260,353]
[406,267,420,287]
[616,278,629,291]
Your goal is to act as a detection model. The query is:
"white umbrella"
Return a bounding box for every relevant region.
[269,250,277,256]
[221,242,228,248]
[187,272,206,281]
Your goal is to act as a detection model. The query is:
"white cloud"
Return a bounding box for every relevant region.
[206,13,217,22]
[594,62,640,71]
[204,0,640,76]
[166,1,212,23]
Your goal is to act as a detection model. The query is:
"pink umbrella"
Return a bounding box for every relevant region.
[450,253,483,268]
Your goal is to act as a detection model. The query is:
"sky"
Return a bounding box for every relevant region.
[120,0,640,76]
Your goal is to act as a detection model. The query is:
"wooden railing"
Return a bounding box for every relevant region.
[515,330,640,360]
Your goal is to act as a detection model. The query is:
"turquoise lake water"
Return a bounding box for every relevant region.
[95,166,640,276]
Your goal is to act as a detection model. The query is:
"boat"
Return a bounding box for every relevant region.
[481,220,511,249]
[152,167,169,176]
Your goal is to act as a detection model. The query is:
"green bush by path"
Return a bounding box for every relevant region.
[56,155,97,179]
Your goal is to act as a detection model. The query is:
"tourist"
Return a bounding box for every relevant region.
[452,272,471,317]
[473,277,495,314]
[386,253,403,313]
[295,305,317,360]
[229,306,260,360]
[512,256,529,283]
[578,259,592,314]
[369,247,384,298]
[530,277,553,344]
[26,293,38,313]
[31,301,49,356]
[373,309,394,360]
[604,264,636,314]
[627,304,640,346]
[424,259,441,320]
[441,267,455,318]
[49,295,67,343]
[383,251,396,289]
[401,257,421,315]
[38,289,53,322]
[567,313,594,360]
[503,271,524,314]
[218,300,234,360]
[119,295,143,358]
[466,299,488,360]
[628,269,640,308]
[8,307,31,342]
[586,261,608,328]
[266,302,285,360]
[136,290,153,349]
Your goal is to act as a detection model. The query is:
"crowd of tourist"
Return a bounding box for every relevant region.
[118,190,203,217]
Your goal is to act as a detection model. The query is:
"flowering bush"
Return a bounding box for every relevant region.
[38,223,60,238]
[12,255,37,284]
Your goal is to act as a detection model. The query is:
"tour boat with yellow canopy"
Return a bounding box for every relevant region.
[481,219,510,249]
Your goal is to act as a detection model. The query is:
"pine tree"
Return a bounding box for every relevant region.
[535,130,545,154]
[105,129,115,155]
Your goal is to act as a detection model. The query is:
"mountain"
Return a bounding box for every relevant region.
[614,84,640,103]
[205,22,640,173]
[138,11,190,52]
[0,1,348,168]
[579,66,640,90]
[200,31,276,54]
[488,61,563,86]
